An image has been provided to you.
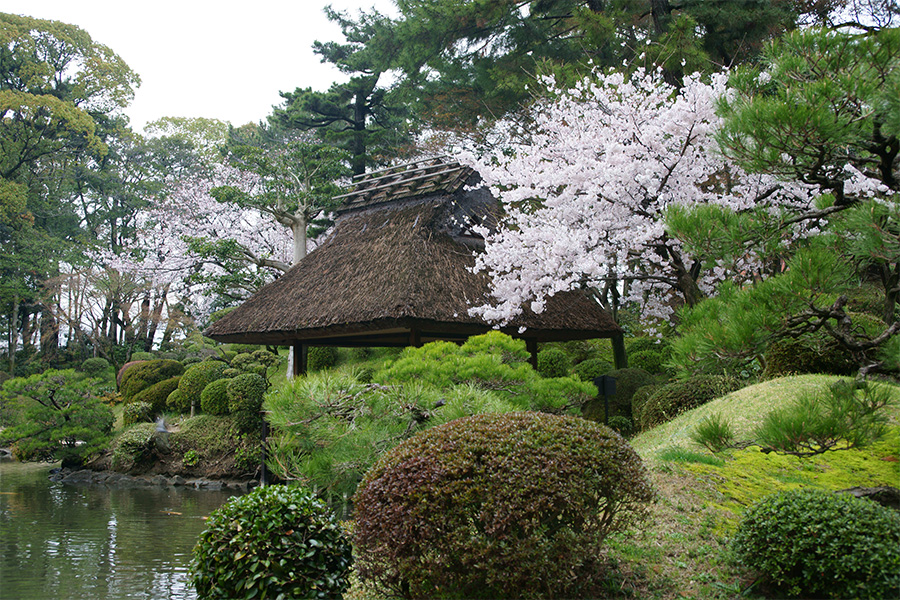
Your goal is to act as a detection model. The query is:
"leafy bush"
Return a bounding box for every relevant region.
[582,367,657,422]
[763,336,856,379]
[0,370,114,467]
[120,359,185,401]
[80,357,110,376]
[123,401,153,426]
[307,346,339,372]
[631,383,663,425]
[130,376,181,415]
[231,349,279,376]
[626,336,669,355]
[607,415,634,437]
[754,379,895,456]
[227,373,267,433]
[111,423,156,471]
[690,412,735,452]
[572,357,613,382]
[175,360,228,413]
[733,489,900,599]
[191,484,352,600]
[639,375,740,431]
[200,377,232,416]
[353,412,654,599]
[377,333,595,414]
[536,346,572,377]
[166,388,188,412]
[130,351,155,362]
[629,349,668,375]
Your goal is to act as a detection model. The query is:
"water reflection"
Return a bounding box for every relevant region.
[0,459,240,600]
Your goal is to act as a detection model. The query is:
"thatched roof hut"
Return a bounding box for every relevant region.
[204,157,620,374]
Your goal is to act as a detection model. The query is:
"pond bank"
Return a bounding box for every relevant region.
[49,465,258,491]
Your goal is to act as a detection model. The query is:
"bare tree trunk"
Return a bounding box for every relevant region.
[8,294,19,374]
[144,285,170,352]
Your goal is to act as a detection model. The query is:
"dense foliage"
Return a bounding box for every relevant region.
[227,372,267,433]
[582,367,656,422]
[0,370,114,466]
[199,377,231,416]
[536,346,572,378]
[307,346,339,372]
[638,375,741,431]
[353,412,654,599]
[175,360,228,413]
[733,489,900,599]
[130,376,181,416]
[191,484,352,600]
[119,360,185,401]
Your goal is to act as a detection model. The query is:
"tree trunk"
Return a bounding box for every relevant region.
[144,285,170,352]
[291,216,308,264]
[8,294,19,374]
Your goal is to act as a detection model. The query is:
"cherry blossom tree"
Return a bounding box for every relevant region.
[460,68,828,332]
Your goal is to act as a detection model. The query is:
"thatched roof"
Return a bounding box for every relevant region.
[205,158,620,347]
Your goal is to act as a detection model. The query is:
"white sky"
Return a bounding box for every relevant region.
[0,0,397,130]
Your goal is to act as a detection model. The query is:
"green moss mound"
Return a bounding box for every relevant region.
[191,484,352,599]
[733,489,900,599]
[353,412,654,599]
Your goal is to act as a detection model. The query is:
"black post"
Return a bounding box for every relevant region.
[593,375,617,426]
[260,418,268,486]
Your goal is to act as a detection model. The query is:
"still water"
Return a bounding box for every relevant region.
[0,459,240,600]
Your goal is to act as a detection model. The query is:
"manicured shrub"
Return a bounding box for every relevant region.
[130,376,181,416]
[130,351,155,362]
[166,388,188,412]
[307,346,339,371]
[122,401,153,426]
[582,367,657,422]
[536,346,572,378]
[175,360,228,413]
[733,489,900,599]
[116,360,145,388]
[629,349,668,375]
[191,484,352,600]
[607,415,634,437]
[763,336,856,379]
[227,373,267,433]
[639,375,740,431]
[631,383,663,425]
[200,378,232,416]
[120,359,185,401]
[353,412,654,599]
[80,357,110,376]
[572,357,613,382]
[111,423,156,471]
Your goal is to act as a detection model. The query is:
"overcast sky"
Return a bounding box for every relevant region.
[1,0,397,130]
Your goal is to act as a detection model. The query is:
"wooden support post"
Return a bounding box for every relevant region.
[410,328,422,348]
[292,342,308,377]
[526,338,538,370]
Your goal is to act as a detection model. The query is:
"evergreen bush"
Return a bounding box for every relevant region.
[572,357,613,381]
[607,415,634,437]
[629,349,668,375]
[639,375,740,431]
[122,401,153,426]
[120,359,185,401]
[111,423,156,471]
[733,489,900,599]
[582,367,656,422]
[227,373,267,433]
[166,388,188,413]
[130,351,155,362]
[175,360,228,413]
[307,346,339,371]
[763,336,856,378]
[353,412,654,599]
[631,383,664,425]
[80,357,110,376]
[200,378,232,416]
[191,484,352,600]
[130,376,181,416]
[536,346,572,377]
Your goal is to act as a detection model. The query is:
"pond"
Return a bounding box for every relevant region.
[0,458,240,600]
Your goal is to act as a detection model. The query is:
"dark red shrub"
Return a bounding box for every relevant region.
[353,411,654,599]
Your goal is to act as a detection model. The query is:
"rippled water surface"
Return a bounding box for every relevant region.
[0,459,239,600]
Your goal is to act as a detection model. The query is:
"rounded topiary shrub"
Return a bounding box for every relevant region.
[638,375,740,431]
[227,373,267,433]
[631,383,664,426]
[629,349,668,375]
[166,388,188,413]
[130,351,155,362]
[307,346,339,372]
[80,357,110,376]
[536,347,572,378]
[763,336,857,379]
[191,484,352,600]
[582,367,656,422]
[175,360,228,413]
[120,359,185,401]
[200,377,232,416]
[122,401,153,426]
[353,412,654,600]
[733,489,900,599]
[130,376,181,416]
[572,357,614,382]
